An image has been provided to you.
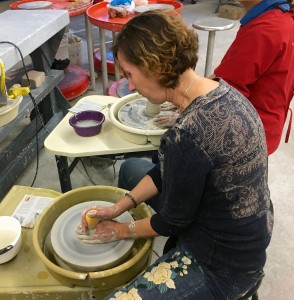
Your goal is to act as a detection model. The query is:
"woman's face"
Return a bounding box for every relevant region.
[117,51,167,104]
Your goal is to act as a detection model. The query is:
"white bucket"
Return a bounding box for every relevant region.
[0,96,22,127]
[55,34,69,60]
[68,34,82,65]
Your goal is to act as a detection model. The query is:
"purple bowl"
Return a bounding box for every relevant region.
[69,110,105,137]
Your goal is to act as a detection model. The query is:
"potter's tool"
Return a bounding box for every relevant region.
[85,209,101,230]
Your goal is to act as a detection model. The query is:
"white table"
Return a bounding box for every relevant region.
[0,10,69,70]
[45,95,158,191]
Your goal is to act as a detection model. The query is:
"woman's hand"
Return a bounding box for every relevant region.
[79,204,121,233]
[160,101,177,111]
[153,111,180,128]
[76,220,121,244]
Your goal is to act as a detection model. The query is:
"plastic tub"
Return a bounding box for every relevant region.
[0,96,22,127]
[0,216,22,264]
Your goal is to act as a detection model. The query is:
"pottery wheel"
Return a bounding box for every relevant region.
[50,201,134,272]
[118,98,164,130]
[18,1,52,9]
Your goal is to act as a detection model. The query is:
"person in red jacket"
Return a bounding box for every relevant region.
[212,0,294,155]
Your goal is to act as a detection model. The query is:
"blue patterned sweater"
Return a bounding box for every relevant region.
[148,78,274,273]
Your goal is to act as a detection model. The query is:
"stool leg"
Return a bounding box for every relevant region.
[112,31,121,82]
[204,30,216,77]
[85,15,96,91]
[99,27,108,95]
[252,292,259,300]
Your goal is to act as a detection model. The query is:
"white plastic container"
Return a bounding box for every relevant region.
[55,34,69,60]
[0,216,22,264]
[68,34,82,65]
[0,96,22,127]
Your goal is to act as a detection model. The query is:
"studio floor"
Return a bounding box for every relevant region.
[1,0,294,299]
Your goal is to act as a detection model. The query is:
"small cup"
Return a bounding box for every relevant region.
[145,101,161,117]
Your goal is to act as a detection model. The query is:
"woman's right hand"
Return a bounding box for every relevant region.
[80,204,120,233]
[153,111,180,128]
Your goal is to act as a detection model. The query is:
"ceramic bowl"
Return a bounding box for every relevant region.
[0,216,22,264]
[69,110,105,137]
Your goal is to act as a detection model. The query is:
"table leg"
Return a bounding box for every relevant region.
[55,155,72,192]
[204,30,216,77]
[99,27,108,95]
[112,31,121,82]
[85,14,96,91]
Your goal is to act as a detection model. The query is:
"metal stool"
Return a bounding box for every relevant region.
[163,235,262,300]
[192,17,234,77]
[240,278,262,300]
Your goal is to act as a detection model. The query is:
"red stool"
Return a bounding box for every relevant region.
[94,48,115,75]
[58,64,89,101]
[107,78,135,97]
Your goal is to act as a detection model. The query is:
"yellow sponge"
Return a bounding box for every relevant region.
[85,210,101,230]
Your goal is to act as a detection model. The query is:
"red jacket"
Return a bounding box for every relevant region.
[215,9,294,155]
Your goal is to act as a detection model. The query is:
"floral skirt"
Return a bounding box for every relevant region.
[102,247,264,300]
[102,249,206,299]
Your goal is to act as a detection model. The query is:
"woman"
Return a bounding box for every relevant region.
[77,10,273,299]
[118,0,294,207]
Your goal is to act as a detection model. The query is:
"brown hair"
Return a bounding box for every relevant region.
[112,10,199,89]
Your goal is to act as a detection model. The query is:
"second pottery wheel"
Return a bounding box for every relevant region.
[109,93,167,146]
[118,98,162,130]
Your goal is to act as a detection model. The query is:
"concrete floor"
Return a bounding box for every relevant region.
[1,0,294,299]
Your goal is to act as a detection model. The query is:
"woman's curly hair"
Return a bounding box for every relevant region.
[112,10,199,89]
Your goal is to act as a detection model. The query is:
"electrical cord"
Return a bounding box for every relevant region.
[0,41,50,187]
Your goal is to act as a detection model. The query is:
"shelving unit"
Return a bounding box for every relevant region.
[0,10,70,199]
